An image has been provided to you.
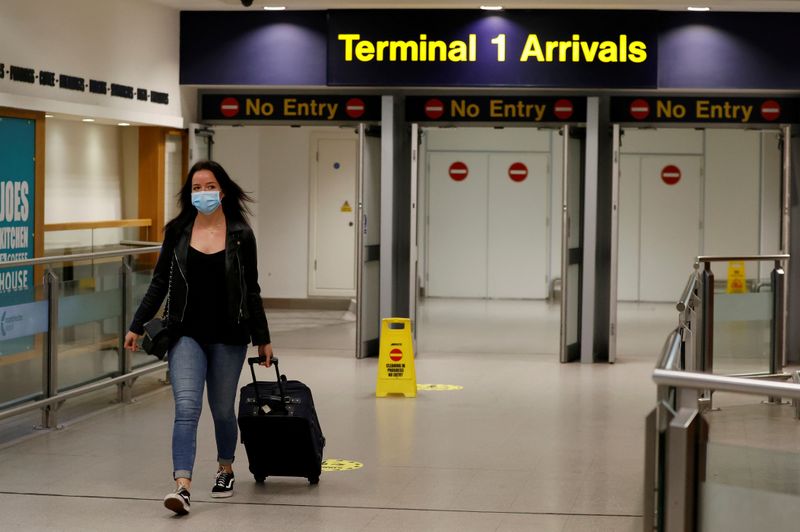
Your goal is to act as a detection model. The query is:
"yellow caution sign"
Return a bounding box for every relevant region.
[341,201,352,212]
[727,261,747,294]
[376,318,417,398]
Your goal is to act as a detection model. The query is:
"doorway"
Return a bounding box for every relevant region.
[611,126,786,364]
[410,125,584,360]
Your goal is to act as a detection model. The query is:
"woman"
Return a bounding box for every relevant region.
[124,160,273,516]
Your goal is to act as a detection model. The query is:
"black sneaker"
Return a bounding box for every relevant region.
[164,486,190,515]
[211,470,235,498]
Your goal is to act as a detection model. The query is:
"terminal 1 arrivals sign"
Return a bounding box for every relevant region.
[328,10,658,88]
[200,93,382,123]
[610,96,799,125]
[406,96,586,123]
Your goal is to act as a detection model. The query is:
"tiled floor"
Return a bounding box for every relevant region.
[0,299,795,531]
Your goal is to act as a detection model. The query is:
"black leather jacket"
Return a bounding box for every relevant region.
[129,217,271,346]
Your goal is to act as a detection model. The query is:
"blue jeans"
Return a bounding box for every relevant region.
[168,336,247,480]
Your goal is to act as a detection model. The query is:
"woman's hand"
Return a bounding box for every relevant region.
[258,343,273,367]
[123,331,141,352]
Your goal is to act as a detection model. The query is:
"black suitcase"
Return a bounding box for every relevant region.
[237,355,325,484]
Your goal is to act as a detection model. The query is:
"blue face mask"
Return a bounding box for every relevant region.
[191,191,221,215]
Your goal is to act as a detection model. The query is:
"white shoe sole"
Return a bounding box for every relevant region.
[210,490,233,498]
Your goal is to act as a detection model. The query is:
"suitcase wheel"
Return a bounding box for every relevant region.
[308,476,320,485]
[254,475,267,483]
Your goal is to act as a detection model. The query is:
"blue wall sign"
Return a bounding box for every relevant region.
[0,116,36,355]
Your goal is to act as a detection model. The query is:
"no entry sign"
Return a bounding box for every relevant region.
[345,97,365,118]
[661,165,681,185]
[554,99,574,120]
[220,97,240,118]
[425,98,445,120]
[508,162,528,182]
[760,100,781,121]
[630,99,650,120]
[449,161,468,181]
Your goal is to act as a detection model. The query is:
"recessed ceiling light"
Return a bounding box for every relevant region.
[263,5,286,10]
[44,114,53,118]
[118,122,131,127]
[82,118,95,122]
[480,5,504,10]
[687,6,711,11]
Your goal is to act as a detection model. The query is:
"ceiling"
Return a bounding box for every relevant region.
[143,0,800,12]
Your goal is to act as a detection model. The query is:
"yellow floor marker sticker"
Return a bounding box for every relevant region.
[376,318,417,397]
[322,459,363,472]
[417,384,464,391]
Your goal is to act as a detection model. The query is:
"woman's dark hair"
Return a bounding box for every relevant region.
[164,160,254,233]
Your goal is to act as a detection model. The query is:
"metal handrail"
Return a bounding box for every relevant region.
[0,244,166,428]
[657,328,683,371]
[696,254,789,263]
[0,244,162,269]
[653,368,800,400]
[0,361,167,423]
[676,272,697,312]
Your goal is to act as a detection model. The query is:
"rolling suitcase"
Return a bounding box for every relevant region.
[238,355,325,484]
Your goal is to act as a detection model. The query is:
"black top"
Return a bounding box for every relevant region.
[130,216,270,347]
[182,246,241,345]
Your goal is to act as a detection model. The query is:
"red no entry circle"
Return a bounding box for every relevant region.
[661,165,681,186]
[553,99,574,120]
[448,161,468,181]
[220,97,240,118]
[345,97,365,119]
[389,348,403,362]
[425,98,445,120]
[508,162,528,182]
[630,99,650,120]
[761,100,781,121]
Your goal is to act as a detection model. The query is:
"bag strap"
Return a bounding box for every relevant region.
[162,256,174,320]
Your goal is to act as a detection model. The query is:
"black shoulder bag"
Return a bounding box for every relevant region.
[142,257,174,360]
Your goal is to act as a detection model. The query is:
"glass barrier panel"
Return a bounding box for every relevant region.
[46,227,149,255]
[0,275,47,408]
[700,402,800,530]
[712,289,772,375]
[44,229,92,255]
[57,271,123,391]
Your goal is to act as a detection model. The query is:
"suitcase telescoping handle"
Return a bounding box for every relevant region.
[246,355,287,410]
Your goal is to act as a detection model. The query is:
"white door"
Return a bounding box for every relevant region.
[640,156,702,302]
[427,152,488,298]
[310,136,357,296]
[487,153,549,298]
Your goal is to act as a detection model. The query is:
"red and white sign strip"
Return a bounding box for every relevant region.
[554,99,574,120]
[345,98,365,119]
[629,99,650,120]
[448,161,468,181]
[760,100,781,121]
[508,162,528,182]
[661,165,681,186]
[220,97,240,118]
[389,348,403,362]
[425,98,445,120]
